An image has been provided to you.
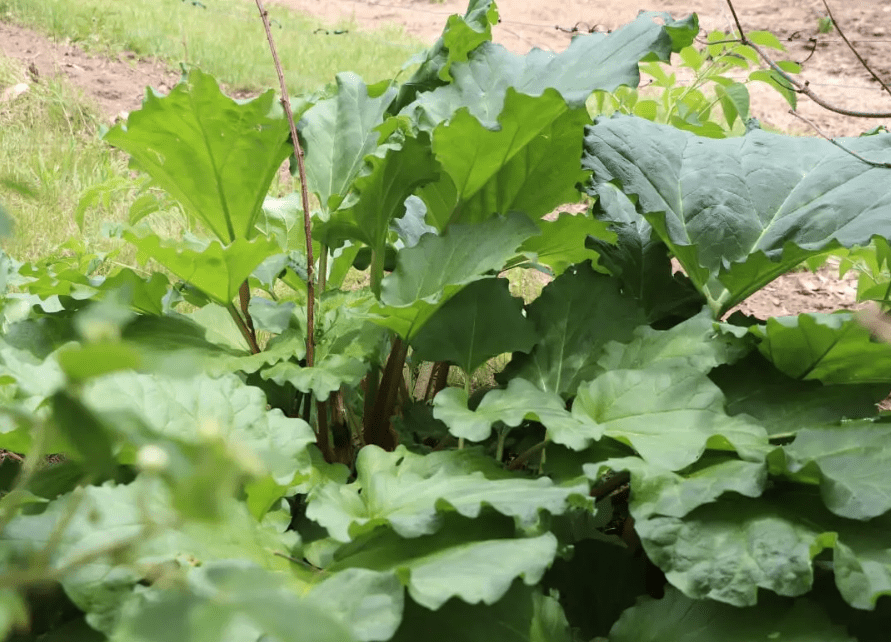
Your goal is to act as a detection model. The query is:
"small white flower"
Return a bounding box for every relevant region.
[136,445,169,473]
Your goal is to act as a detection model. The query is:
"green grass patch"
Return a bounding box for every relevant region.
[0,0,425,93]
[0,53,135,262]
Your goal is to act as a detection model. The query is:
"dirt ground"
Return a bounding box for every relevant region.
[3,0,888,318]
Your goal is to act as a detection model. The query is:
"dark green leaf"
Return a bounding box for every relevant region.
[410,278,536,375]
[519,210,613,277]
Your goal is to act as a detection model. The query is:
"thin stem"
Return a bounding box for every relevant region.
[495,428,506,463]
[254,0,316,367]
[458,373,471,450]
[820,0,891,100]
[239,279,258,343]
[227,303,261,354]
[507,439,548,471]
[315,399,332,462]
[725,0,891,118]
[789,110,891,168]
[369,248,385,298]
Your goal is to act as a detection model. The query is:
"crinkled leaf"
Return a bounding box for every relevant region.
[410,278,536,375]
[261,355,369,401]
[574,367,769,470]
[104,69,290,243]
[780,423,891,520]
[499,262,647,398]
[373,212,539,339]
[584,117,891,313]
[314,132,439,250]
[83,371,314,485]
[407,12,691,129]
[307,445,586,541]
[608,587,854,642]
[432,379,598,449]
[300,73,397,213]
[306,569,403,642]
[115,561,354,642]
[126,232,280,305]
[424,90,589,228]
[595,455,767,521]
[750,312,891,384]
[519,211,613,277]
[330,515,558,610]
[634,488,891,609]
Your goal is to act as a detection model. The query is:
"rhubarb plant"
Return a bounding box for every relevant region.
[2,1,891,640]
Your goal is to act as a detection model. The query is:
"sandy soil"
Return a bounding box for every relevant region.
[2,0,885,318]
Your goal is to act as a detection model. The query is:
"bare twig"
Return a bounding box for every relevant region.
[725,0,891,118]
[254,0,316,368]
[789,110,891,168]
[507,439,548,471]
[820,0,891,100]
[227,303,261,354]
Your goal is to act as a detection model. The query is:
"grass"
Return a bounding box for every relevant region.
[0,53,134,262]
[0,0,425,265]
[0,0,425,94]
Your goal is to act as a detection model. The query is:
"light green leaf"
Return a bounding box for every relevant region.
[301,73,397,214]
[0,589,28,640]
[425,90,589,227]
[432,379,599,449]
[750,312,891,384]
[330,516,558,610]
[584,117,891,313]
[261,355,369,401]
[307,446,586,541]
[781,423,891,520]
[634,488,891,609]
[373,212,539,339]
[519,211,614,276]
[595,455,766,521]
[410,278,536,375]
[126,232,280,305]
[714,80,750,128]
[105,69,290,244]
[608,588,854,642]
[114,561,354,642]
[83,371,315,485]
[499,263,647,398]
[306,569,403,642]
[574,367,769,470]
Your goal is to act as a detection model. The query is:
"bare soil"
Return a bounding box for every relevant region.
[2,0,888,319]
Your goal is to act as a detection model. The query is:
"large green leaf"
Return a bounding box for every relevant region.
[114,561,354,642]
[608,587,854,642]
[574,367,770,470]
[126,231,280,305]
[406,12,695,129]
[313,131,439,251]
[584,116,891,313]
[300,73,398,214]
[306,569,404,642]
[779,423,891,520]
[306,446,586,541]
[632,488,891,609]
[82,371,315,485]
[105,69,290,243]
[750,312,891,384]
[329,515,558,611]
[499,263,647,398]
[424,90,589,228]
[711,352,886,438]
[410,277,536,375]
[390,0,499,113]
[372,212,539,339]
